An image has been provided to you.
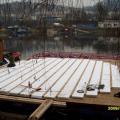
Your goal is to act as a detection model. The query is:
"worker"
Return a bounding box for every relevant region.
[7,53,16,67]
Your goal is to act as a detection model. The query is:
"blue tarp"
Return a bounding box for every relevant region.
[77,24,97,30]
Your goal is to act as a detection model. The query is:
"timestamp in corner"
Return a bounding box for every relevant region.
[108,106,120,111]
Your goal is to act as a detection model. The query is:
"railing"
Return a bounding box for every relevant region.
[27,51,120,60]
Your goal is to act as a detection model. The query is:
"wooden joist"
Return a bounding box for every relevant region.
[28,99,53,120]
[0,94,66,106]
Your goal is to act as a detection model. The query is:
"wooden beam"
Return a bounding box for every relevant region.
[0,94,66,106]
[28,99,53,120]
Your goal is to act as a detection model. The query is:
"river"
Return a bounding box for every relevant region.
[3,35,120,59]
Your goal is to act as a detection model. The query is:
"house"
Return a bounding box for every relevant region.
[98,20,120,28]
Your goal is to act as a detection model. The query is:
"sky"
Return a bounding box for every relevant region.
[83,0,100,6]
[1,0,102,7]
[59,0,102,7]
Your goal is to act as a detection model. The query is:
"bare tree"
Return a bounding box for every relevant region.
[96,2,108,21]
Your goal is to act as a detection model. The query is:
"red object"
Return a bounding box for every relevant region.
[12,51,21,58]
[28,52,120,60]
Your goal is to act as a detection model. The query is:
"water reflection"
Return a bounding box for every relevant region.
[3,35,120,59]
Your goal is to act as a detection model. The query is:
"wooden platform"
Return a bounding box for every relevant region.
[0,58,120,107]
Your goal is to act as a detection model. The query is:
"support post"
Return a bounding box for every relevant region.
[28,99,53,120]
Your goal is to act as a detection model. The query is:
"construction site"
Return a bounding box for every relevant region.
[0,0,120,120]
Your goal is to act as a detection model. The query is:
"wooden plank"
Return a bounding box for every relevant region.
[0,58,51,90]
[57,59,89,99]
[0,90,120,107]
[29,59,71,98]
[72,60,96,98]
[69,59,89,98]
[22,59,74,97]
[20,58,59,87]
[43,59,82,98]
[0,94,66,106]
[0,59,42,84]
[0,60,25,74]
[31,59,70,89]
[28,99,53,120]
[0,58,55,93]
[6,58,59,94]
[0,60,28,77]
[0,59,40,76]
[57,59,83,99]
[7,58,61,94]
[111,65,120,88]
[100,63,111,93]
[0,58,52,75]
[57,60,88,99]
[21,58,63,87]
[86,61,103,96]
